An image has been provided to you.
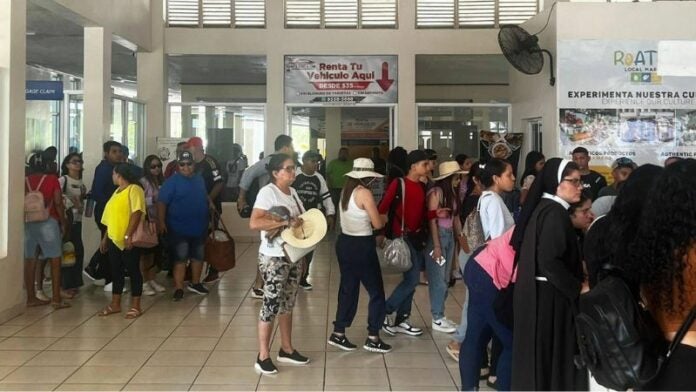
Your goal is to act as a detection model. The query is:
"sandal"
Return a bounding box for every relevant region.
[124,307,142,319]
[98,304,121,317]
[51,301,71,310]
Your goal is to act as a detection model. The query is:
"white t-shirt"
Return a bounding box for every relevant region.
[479,190,515,241]
[253,183,305,257]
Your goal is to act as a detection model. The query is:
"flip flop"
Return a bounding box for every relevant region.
[27,300,50,307]
[51,301,71,310]
[98,304,120,316]
[124,307,142,319]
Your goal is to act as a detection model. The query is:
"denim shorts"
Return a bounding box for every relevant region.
[169,233,206,263]
[25,218,62,259]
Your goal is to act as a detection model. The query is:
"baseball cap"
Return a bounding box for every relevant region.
[407,150,429,167]
[611,157,637,171]
[178,151,194,162]
[187,137,204,148]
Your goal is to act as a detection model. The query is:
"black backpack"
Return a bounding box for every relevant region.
[575,267,696,390]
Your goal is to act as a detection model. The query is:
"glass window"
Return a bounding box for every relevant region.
[169,103,265,165]
[110,98,124,144]
[285,0,397,28]
[417,105,510,159]
[25,100,60,159]
[67,95,83,154]
[127,101,145,163]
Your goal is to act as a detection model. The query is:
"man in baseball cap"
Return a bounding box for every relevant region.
[598,157,637,197]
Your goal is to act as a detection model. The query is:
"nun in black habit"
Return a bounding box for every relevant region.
[509,158,589,391]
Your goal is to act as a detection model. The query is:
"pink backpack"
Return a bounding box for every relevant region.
[24,175,50,223]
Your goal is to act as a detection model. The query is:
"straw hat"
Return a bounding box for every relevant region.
[433,161,468,181]
[345,158,384,179]
[281,208,328,249]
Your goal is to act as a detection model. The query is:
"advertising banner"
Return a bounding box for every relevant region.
[479,131,524,174]
[285,55,397,104]
[557,40,696,165]
[156,137,187,171]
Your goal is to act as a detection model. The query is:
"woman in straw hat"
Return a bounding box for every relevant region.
[249,154,310,375]
[328,158,393,354]
[426,161,467,334]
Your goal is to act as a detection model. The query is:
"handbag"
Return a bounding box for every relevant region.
[380,178,412,274]
[129,187,158,248]
[205,210,236,271]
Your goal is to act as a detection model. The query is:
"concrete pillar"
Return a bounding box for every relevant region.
[137,0,167,155]
[264,1,284,154]
[0,0,27,322]
[325,108,342,161]
[397,53,417,150]
[82,26,112,257]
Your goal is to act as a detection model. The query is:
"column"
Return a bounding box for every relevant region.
[265,51,284,154]
[82,26,112,257]
[0,0,27,322]
[137,0,167,154]
[325,108,342,161]
[397,53,417,150]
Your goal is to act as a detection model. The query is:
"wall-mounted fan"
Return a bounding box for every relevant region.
[498,25,555,86]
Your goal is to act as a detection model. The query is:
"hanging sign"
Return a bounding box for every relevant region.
[557,40,696,165]
[26,81,64,101]
[285,55,398,104]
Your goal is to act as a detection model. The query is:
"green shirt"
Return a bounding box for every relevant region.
[326,159,353,189]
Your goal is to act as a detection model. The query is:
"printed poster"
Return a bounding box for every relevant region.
[285,55,397,104]
[557,40,696,165]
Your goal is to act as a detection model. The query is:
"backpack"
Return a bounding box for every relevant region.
[575,267,696,390]
[462,193,489,251]
[25,175,50,223]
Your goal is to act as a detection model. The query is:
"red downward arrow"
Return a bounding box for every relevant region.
[376,62,394,92]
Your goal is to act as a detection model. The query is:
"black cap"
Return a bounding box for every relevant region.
[178,151,194,162]
[407,150,429,167]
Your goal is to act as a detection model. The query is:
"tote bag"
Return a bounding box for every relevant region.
[380,178,412,274]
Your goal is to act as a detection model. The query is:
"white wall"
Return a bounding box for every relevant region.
[165,0,502,152]
[416,85,509,103]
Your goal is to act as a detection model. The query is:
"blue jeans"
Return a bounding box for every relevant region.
[425,227,454,320]
[385,237,424,323]
[452,249,473,342]
[459,259,513,391]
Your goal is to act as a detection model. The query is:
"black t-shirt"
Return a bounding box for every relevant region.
[292,173,323,211]
[196,155,225,211]
[581,171,607,201]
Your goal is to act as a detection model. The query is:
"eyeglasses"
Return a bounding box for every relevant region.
[178,162,193,167]
[562,178,584,187]
[150,164,162,169]
[281,166,296,173]
[69,160,83,165]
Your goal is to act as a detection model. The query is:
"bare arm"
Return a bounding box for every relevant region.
[355,187,386,230]
[209,182,224,204]
[156,201,167,234]
[249,208,292,232]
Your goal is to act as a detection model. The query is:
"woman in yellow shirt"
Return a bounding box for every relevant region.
[99,163,147,319]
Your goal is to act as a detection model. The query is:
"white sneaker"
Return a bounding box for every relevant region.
[35,289,50,302]
[149,280,166,293]
[394,318,424,336]
[432,317,458,334]
[142,282,156,296]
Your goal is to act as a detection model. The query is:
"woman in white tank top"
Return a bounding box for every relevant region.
[329,158,393,354]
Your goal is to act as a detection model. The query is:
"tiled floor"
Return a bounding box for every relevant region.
[0,239,481,391]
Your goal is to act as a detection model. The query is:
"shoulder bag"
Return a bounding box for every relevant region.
[129,186,158,248]
[380,178,412,274]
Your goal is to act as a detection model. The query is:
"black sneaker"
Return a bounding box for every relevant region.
[203,273,220,284]
[250,288,264,299]
[277,349,310,365]
[299,280,313,291]
[363,337,393,353]
[172,289,184,301]
[254,355,278,375]
[327,333,357,351]
[187,283,209,295]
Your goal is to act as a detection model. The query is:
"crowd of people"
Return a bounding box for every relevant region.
[23,135,695,390]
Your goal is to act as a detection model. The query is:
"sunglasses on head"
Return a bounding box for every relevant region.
[178,161,193,167]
